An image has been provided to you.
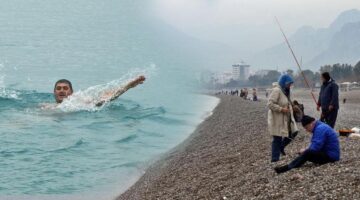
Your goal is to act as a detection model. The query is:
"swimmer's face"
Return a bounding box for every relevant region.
[54,83,73,103]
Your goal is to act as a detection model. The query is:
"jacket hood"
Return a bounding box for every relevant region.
[278,74,294,91]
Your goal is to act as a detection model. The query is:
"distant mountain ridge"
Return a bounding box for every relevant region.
[250,9,360,70]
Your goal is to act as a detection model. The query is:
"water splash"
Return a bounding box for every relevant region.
[0,63,20,100]
[56,65,157,112]
[0,88,20,100]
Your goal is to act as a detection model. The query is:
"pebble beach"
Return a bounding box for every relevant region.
[117,90,360,200]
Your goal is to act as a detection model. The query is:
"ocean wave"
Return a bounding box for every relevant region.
[0,89,52,102]
[137,129,164,137]
[75,105,167,131]
[0,89,53,113]
[122,106,166,120]
[47,139,85,153]
[0,148,44,157]
[109,161,141,169]
[115,134,138,143]
[0,88,20,100]
[147,115,188,125]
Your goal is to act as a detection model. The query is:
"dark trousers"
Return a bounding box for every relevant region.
[288,150,334,169]
[271,132,298,162]
[320,109,338,128]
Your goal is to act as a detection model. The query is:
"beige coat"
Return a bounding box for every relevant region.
[267,85,298,137]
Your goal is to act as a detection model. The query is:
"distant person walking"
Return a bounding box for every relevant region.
[267,74,298,162]
[317,72,339,128]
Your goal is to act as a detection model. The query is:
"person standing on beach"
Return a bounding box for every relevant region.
[243,88,248,99]
[267,74,298,162]
[252,88,258,101]
[317,72,339,128]
[274,115,340,174]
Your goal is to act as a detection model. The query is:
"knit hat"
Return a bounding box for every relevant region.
[301,115,315,127]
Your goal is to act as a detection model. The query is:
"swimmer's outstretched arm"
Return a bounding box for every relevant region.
[95,75,146,106]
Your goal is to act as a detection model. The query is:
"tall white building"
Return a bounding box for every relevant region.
[232,65,240,80]
[232,61,250,81]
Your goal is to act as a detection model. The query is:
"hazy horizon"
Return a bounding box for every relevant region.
[153,0,360,60]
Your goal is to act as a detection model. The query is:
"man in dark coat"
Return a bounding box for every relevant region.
[317,72,339,128]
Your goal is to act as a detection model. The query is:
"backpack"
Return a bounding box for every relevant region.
[292,102,304,122]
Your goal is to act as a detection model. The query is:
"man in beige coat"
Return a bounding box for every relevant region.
[268,74,298,162]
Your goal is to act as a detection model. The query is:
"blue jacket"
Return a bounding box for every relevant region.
[307,121,340,161]
[318,79,339,110]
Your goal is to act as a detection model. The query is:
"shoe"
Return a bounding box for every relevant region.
[274,165,290,174]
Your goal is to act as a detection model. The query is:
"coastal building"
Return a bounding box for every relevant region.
[232,61,250,81]
[232,65,240,80]
[340,82,360,91]
[201,71,234,85]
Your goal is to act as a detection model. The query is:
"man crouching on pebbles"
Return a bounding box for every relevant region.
[274,115,340,174]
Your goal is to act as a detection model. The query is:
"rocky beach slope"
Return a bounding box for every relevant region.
[117,92,360,200]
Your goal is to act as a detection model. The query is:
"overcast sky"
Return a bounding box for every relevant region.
[153,0,360,55]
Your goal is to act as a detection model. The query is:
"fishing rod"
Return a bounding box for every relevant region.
[274,17,318,106]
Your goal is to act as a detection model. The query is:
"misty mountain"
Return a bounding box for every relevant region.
[308,21,360,66]
[142,18,240,71]
[249,9,360,70]
[328,9,360,32]
[124,10,240,72]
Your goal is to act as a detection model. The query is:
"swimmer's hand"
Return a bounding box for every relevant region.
[126,76,145,89]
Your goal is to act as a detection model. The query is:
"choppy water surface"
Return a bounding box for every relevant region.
[0,72,218,199]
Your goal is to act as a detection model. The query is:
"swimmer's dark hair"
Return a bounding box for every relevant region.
[54,79,73,92]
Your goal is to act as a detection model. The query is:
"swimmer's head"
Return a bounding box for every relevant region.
[54,79,73,103]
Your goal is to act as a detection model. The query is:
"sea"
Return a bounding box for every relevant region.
[0,1,219,199]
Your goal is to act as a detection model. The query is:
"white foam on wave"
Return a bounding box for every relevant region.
[56,64,157,112]
[0,63,20,99]
[0,89,20,99]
